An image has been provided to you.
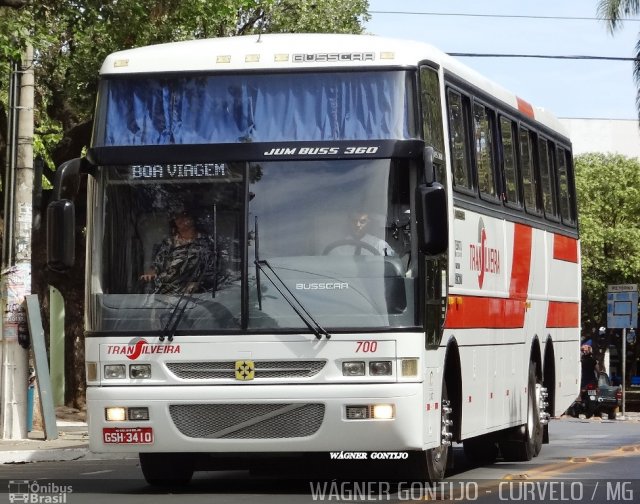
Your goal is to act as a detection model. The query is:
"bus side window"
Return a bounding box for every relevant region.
[538,137,558,219]
[472,101,497,200]
[556,147,575,224]
[446,89,472,191]
[499,116,520,207]
[519,127,539,214]
[420,66,446,187]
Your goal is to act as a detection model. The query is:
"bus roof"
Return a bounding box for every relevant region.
[100,33,567,136]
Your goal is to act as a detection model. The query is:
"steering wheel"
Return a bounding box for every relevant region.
[322,239,380,256]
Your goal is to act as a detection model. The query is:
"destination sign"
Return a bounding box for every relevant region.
[129,163,227,179]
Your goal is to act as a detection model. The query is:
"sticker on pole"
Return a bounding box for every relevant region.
[607,284,638,329]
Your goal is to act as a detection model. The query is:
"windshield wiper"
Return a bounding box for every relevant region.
[159,244,204,342]
[253,216,262,310]
[160,287,196,342]
[254,259,331,340]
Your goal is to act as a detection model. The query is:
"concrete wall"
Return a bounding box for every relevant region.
[559,118,640,158]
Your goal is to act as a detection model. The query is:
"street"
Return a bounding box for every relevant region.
[0,416,639,503]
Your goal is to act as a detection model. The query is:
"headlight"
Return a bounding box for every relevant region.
[345,404,396,420]
[372,404,395,420]
[342,361,365,376]
[127,407,150,421]
[346,406,370,419]
[105,407,126,422]
[369,361,392,376]
[104,364,126,379]
[129,364,152,379]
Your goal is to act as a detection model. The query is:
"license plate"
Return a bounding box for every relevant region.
[587,390,596,396]
[103,427,153,444]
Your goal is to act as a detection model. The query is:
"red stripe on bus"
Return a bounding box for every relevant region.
[445,222,533,329]
[444,297,526,329]
[509,224,532,300]
[546,301,579,328]
[553,234,578,263]
[517,97,534,119]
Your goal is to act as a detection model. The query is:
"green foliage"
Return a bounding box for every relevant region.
[575,153,640,329]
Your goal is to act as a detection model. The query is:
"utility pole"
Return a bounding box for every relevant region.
[1,44,34,439]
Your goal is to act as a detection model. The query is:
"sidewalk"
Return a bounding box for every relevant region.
[0,406,90,464]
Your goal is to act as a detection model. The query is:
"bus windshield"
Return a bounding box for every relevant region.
[94,71,416,146]
[88,159,417,334]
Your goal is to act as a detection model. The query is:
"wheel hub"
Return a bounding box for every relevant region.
[537,384,550,425]
[440,399,453,448]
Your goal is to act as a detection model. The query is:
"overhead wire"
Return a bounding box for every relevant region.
[369,10,640,62]
[368,11,640,22]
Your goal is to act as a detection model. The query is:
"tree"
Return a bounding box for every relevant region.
[0,1,27,7]
[597,0,640,121]
[0,0,370,408]
[575,153,640,332]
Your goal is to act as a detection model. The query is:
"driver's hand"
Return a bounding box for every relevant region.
[140,273,156,282]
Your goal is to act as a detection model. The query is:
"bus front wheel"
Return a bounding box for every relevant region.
[139,452,194,486]
[416,382,452,481]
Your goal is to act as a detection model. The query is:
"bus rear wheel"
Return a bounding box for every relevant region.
[139,452,194,486]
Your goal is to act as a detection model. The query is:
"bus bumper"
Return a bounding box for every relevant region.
[87,383,428,453]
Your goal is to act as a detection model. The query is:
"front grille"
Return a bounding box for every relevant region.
[169,403,325,439]
[166,360,326,380]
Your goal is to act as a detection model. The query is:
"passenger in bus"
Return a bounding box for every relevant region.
[326,211,395,256]
[139,208,230,294]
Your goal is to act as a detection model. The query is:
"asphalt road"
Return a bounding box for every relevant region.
[0,416,638,504]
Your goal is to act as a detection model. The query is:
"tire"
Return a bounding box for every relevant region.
[139,452,194,486]
[499,362,542,462]
[607,408,618,420]
[413,382,452,482]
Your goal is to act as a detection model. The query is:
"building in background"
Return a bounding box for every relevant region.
[560,118,640,158]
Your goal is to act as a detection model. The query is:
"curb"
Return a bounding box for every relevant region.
[0,447,90,465]
[0,447,138,465]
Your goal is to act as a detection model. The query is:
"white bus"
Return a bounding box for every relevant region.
[47,34,580,485]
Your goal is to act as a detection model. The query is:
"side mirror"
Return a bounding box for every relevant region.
[47,199,75,271]
[46,157,90,271]
[423,146,434,185]
[52,158,84,200]
[416,183,448,256]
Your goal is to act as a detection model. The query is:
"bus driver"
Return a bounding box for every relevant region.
[140,208,229,294]
[325,211,395,256]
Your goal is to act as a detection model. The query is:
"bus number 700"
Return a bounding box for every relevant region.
[356,341,378,353]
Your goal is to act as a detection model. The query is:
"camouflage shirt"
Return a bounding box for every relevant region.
[151,235,229,294]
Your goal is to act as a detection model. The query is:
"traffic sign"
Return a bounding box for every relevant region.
[607,284,638,329]
[608,284,638,292]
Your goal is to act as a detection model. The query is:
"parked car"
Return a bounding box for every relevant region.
[593,372,623,419]
[566,372,622,419]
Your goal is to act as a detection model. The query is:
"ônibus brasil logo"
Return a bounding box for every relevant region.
[106,337,181,360]
[469,218,500,289]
